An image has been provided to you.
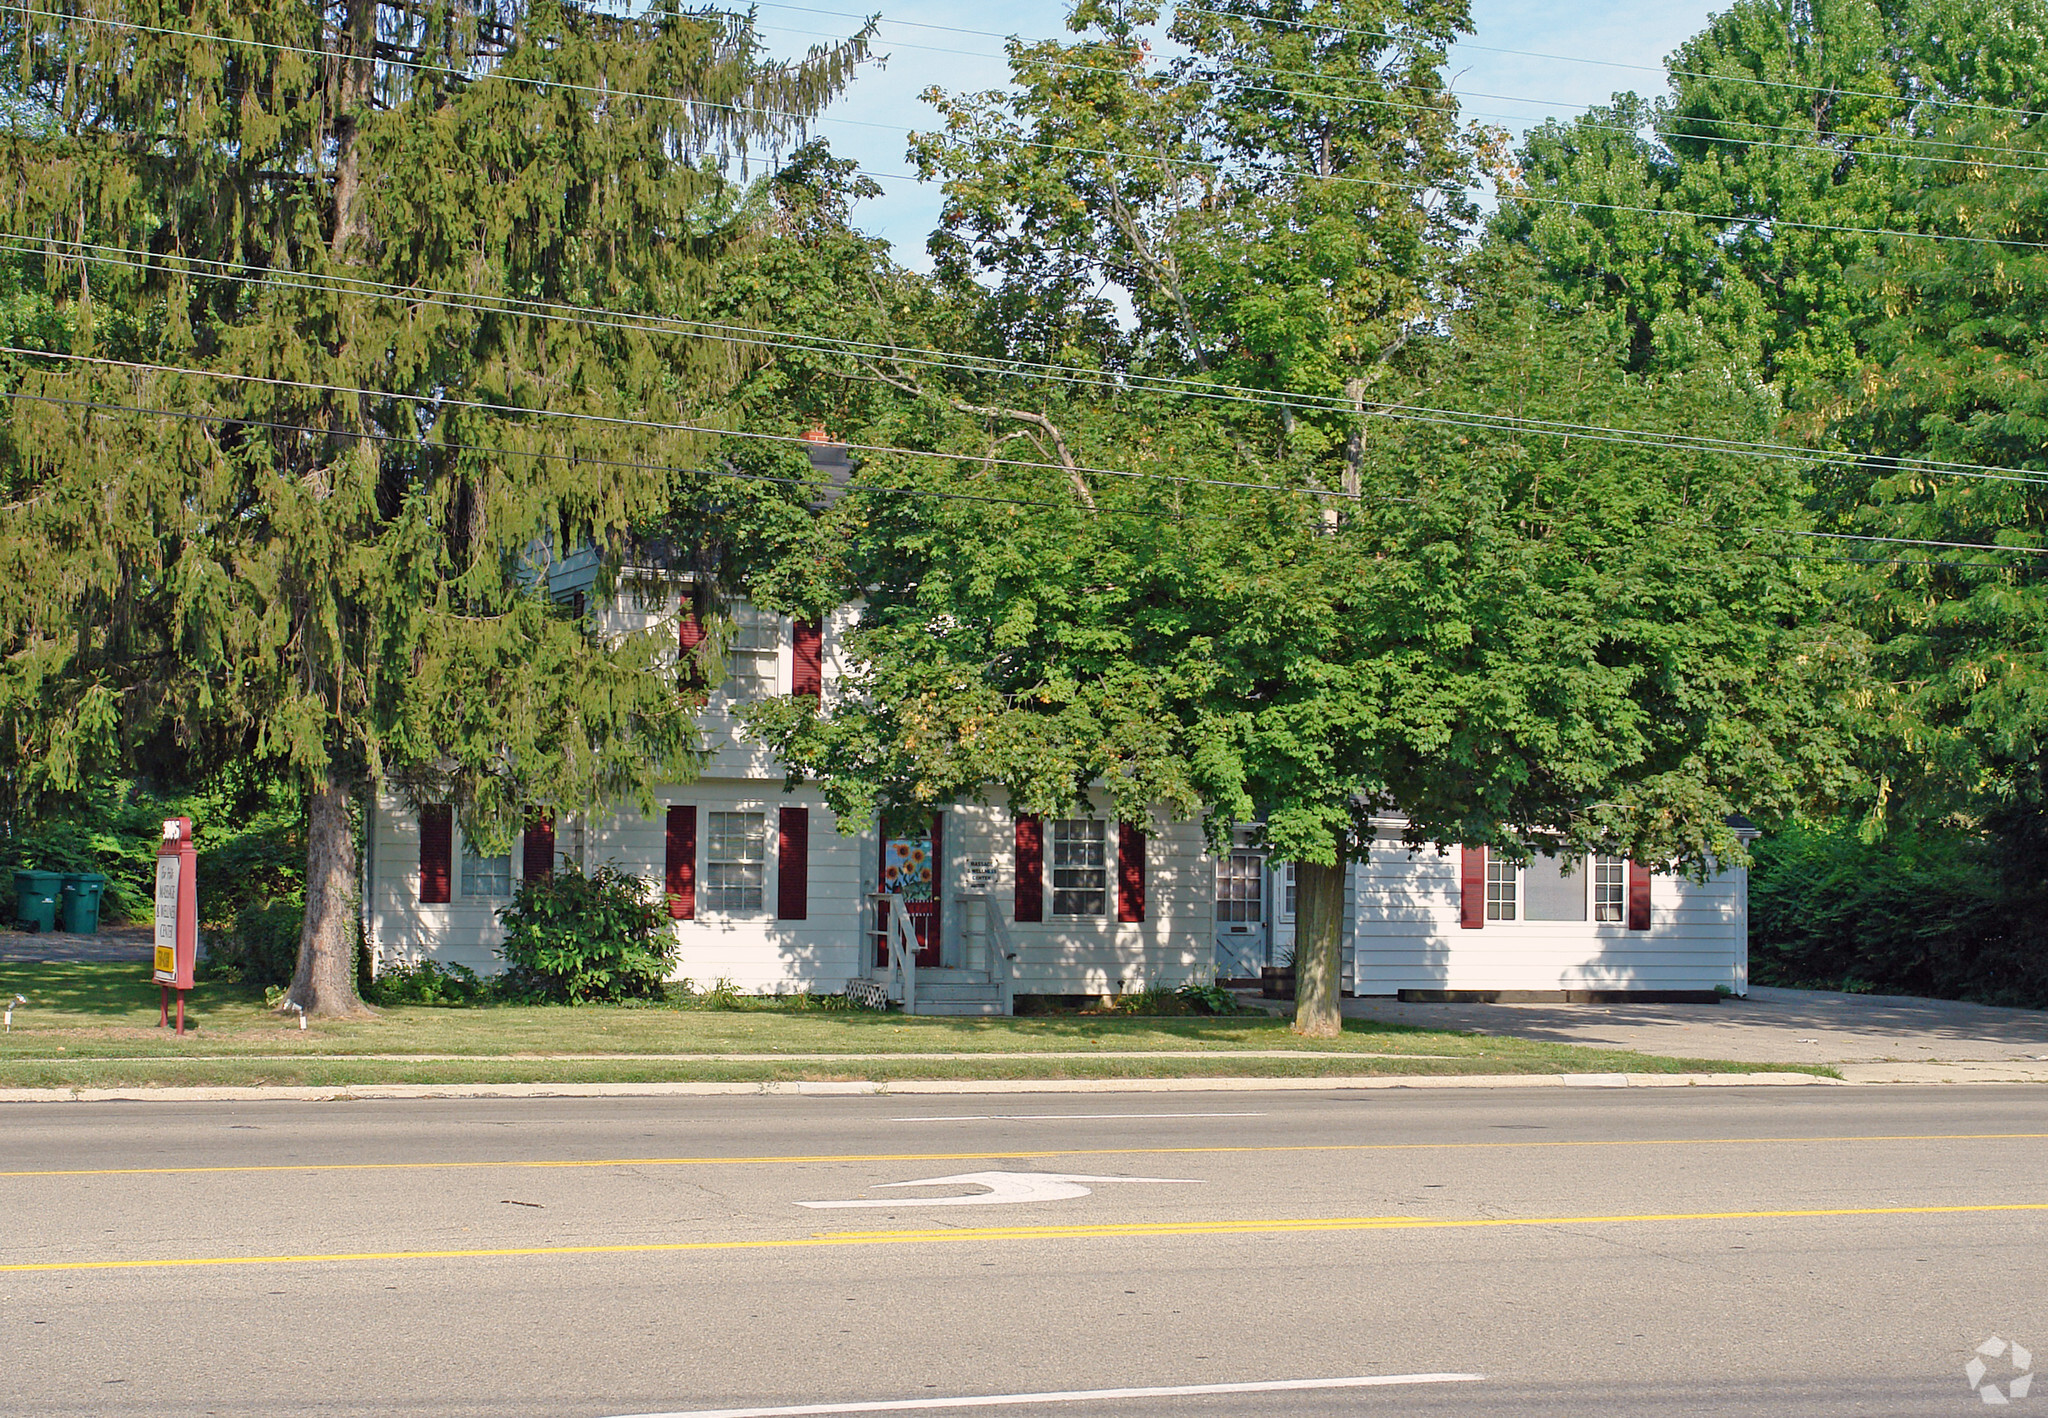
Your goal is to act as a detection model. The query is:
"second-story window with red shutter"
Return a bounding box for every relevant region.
[792,617,823,704]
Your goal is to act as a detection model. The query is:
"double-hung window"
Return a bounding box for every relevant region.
[461,841,511,898]
[729,604,782,657]
[703,811,767,913]
[1593,855,1627,923]
[1051,819,1108,916]
[1485,854,1518,921]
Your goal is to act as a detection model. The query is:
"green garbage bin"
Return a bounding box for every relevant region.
[59,872,106,935]
[12,869,62,933]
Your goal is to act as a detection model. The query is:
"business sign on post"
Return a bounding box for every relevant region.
[153,817,198,1032]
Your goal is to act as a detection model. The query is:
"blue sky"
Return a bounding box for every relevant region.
[747,0,1725,267]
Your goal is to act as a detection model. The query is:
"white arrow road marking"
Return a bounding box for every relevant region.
[796,1171,1202,1209]
[605,1373,1486,1418]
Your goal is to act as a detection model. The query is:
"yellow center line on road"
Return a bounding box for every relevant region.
[5,1201,2046,1274]
[2,1131,2045,1180]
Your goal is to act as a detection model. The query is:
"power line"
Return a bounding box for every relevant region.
[9,386,2028,576]
[15,4,2048,259]
[7,348,2038,561]
[1170,1,2048,127]
[0,345,1366,504]
[11,230,2047,496]
[753,10,2048,175]
[0,386,1208,525]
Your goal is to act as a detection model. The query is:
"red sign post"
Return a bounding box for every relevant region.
[153,817,198,1035]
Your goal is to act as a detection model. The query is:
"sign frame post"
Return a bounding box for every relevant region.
[153,817,198,1036]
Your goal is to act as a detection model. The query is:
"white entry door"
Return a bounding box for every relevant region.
[1215,852,1265,980]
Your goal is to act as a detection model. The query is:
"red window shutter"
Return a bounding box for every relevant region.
[419,805,453,904]
[1117,821,1146,923]
[665,805,697,920]
[1627,859,1652,931]
[678,586,707,688]
[1460,845,1484,929]
[1014,815,1043,922]
[778,806,809,920]
[792,617,823,704]
[522,811,555,884]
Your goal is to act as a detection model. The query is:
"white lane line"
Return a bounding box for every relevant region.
[607,1373,1485,1418]
[890,1113,1267,1122]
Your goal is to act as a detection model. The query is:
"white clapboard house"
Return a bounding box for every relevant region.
[363,550,1755,1009]
[1212,826,1753,1002]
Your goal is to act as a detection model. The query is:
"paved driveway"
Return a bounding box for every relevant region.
[0,924,153,963]
[1334,985,2048,1081]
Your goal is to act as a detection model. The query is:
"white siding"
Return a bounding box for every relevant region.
[1349,835,1747,995]
[368,783,868,994]
[942,796,1215,996]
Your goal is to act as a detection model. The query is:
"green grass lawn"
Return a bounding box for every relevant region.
[0,959,1831,1088]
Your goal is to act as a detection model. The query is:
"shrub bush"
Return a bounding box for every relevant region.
[1748,821,2044,1005]
[494,862,676,1003]
[367,959,487,1007]
[198,899,304,987]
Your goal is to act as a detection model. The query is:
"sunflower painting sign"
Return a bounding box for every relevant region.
[882,836,935,903]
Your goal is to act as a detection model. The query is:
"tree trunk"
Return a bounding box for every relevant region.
[286,781,372,1018]
[1292,857,1346,1039]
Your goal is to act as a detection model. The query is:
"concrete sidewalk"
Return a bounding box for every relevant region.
[1335,984,2048,1068]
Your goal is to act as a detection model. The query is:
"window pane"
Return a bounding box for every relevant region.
[1216,853,1263,923]
[1052,819,1107,916]
[1284,864,1297,920]
[462,846,511,898]
[1485,855,1517,921]
[704,811,766,912]
[728,603,782,654]
[1523,855,1587,921]
[1594,855,1626,923]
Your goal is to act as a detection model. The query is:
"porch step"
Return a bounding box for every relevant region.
[905,978,1009,1016]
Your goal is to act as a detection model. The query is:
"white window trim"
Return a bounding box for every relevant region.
[457,824,514,900]
[1048,817,1111,920]
[1484,855,1518,923]
[697,806,774,919]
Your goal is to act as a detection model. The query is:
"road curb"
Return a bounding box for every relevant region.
[0,1071,1841,1104]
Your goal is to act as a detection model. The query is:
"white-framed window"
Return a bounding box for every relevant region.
[1524,855,1587,922]
[703,811,767,913]
[462,841,512,898]
[1485,854,1517,921]
[728,603,783,656]
[1216,852,1263,923]
[1051,818,1108,916]
[1282,863,1298,920]
[1594,855,1627,923]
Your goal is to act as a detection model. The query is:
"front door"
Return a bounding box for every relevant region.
[878,815,943,968]
[1215,851,1265,981]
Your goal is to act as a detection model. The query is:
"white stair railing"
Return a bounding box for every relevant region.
[869,891,920,1014]
[957,893,1017,1015]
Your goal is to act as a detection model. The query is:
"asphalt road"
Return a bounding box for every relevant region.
[2,1086,2043,1417]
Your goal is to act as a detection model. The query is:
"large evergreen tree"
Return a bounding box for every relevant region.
[0,2,867,1013]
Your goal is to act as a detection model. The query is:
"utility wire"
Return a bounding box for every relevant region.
[13,4,2048,257]
[754,11,2048,175]
[8,348,2038,560]
[0,386,1206,524]
[6,386,2025,572]
[0,346,1366,503]
[1170,1,2048,127]
[9,232,2047,495]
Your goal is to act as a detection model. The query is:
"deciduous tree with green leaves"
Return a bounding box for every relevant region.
[0,1,867,1013]
[745,0,1841,1036]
